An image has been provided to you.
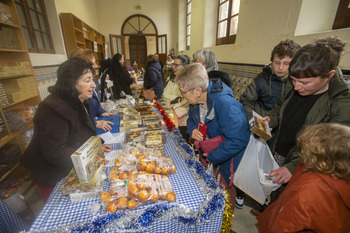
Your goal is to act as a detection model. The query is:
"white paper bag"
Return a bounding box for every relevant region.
[233,134,281,205]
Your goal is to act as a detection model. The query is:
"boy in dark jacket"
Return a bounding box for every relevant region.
[238,39,300,209]
[240,40,301,120]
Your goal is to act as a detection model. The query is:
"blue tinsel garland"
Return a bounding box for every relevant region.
[37,118,225,233]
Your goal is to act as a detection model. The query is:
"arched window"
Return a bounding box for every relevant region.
[121,14,158,36]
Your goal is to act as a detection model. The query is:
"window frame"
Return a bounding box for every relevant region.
[332,0,350,30]
[15,0,55,53]
[216,0,240,46]
[186,0,191,50]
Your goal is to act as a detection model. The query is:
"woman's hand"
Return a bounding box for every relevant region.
[270,166,292,184]
[96,120,113,131]
[191,129,204,141]
[102,144,111,152]
[262,116,270,123]
[101,112,114,117]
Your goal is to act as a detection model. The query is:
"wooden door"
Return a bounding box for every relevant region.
[109,34,125,60]
[129,36,147,69]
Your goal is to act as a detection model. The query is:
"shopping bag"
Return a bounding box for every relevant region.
[194,135,225,167]
[194,136,235,187]
[173,107,188,118]
[172,101,189,118]
[233,134,281,205]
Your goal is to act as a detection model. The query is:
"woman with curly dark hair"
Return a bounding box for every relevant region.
[21,58,111,201]
[258,123,350,233]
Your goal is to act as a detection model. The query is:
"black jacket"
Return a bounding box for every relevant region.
[144,62,164,99]
[208,70,233,88]
[240,64,288,120]
[21,94,96,186]
[110,66,133,100]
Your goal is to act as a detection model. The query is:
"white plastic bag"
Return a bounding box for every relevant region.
[233,134,281,205]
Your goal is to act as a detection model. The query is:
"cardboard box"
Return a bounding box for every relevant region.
[249,111,272,141]
[60,166,104,196]
[61,167,105,202]
[71,136,104,183]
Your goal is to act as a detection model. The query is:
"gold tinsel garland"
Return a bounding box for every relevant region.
[221,189,234,233]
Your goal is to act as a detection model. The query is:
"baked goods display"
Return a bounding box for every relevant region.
[101,174,176,213]
[96,101,178,212]
[145,122,162,131]
[249,111,272,140]
[60,168,104,195]
[134,103,152,112]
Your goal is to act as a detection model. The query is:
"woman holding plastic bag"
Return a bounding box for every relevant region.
[262,37,350,207]
[175,63,250,211]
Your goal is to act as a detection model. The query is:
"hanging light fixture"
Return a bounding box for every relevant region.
[135,0,141,10]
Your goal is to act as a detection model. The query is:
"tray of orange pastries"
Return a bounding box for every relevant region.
[100,173,176,213]
[108,165,138,184]
[113,144,176,176]
[136,156,176,175]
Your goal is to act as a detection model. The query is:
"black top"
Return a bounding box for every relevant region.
[275,91,326,157]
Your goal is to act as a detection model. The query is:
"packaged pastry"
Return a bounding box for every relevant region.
[60,166,104,196]
[135,103,152,112]
[101,173,176,212]
[71,136,104,183]
[125,129,146,143]
[136,156,176,175]
[145,122,162,131]
[249,111,271,140]
[128,174,176,203]
[108,165,138,183]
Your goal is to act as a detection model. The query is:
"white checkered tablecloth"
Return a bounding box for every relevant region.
[29,130,224,232]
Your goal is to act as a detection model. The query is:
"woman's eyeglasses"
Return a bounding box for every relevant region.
[180,87,196,96]
[172,63,183,67]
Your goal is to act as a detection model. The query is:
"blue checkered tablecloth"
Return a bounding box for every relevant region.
[0,199,28,233]
[29,130,224,232]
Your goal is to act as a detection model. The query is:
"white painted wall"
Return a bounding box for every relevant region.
[28,0,350,69]
[295,0,339,35]
[180,0,350,69]
[95,0,178,58]
[30,0,100,66]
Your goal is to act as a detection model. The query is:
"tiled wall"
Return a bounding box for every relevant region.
[33,66,58,100]
[219,62,350,101]
[219,62,263,101]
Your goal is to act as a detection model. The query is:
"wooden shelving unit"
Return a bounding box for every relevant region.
[60,13,106,79]
[0,0,41,183]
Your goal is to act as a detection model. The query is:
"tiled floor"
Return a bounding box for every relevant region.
[231,196,259,233]
[10,185,260,232]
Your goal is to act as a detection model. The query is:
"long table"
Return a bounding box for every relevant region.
[29,129,225,232]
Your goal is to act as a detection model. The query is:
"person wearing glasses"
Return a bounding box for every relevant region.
[162,54,191,141]
[175,63,250,211]
[253,37,350,215]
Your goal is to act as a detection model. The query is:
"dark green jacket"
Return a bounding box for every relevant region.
[267,68,350,174]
